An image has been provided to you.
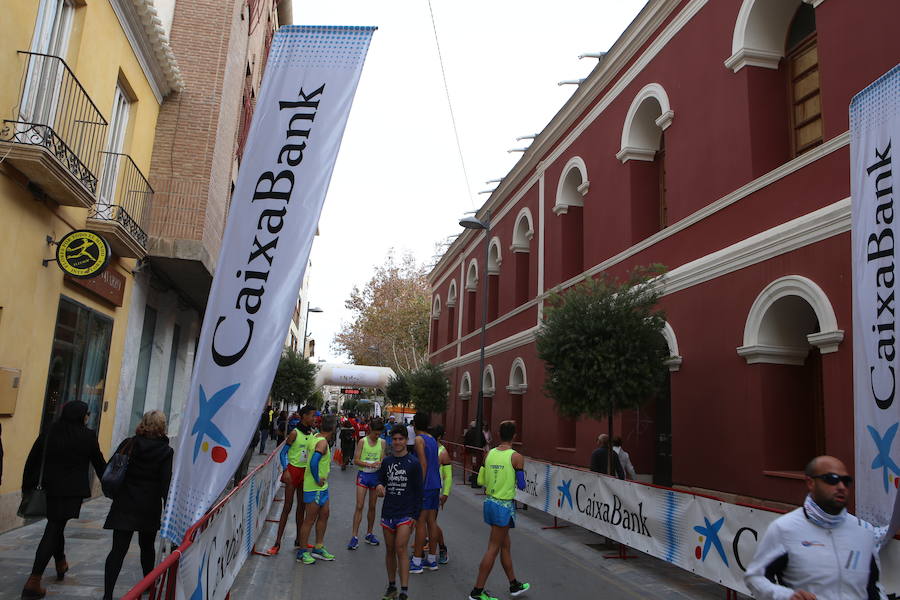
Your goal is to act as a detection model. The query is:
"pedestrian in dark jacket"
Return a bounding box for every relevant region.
[102,410,173,600]
[21,400,106,599]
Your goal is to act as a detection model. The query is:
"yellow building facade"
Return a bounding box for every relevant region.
[0,0,180,531]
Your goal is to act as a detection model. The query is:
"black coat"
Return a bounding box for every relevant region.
[590,447,625,479]
[104,435,173,532]
[23,426,106,498]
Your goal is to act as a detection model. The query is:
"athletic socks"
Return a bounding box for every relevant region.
[412,556,422,567]
[510,580,521,588]
[472,588,484,597]
[401,587,408,593]
[427,553,437,564]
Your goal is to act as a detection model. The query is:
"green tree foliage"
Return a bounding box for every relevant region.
[333,250,430,373]
[270,349,319,409]
[406,363,450,415]
[386,372,411,408]
[342,397,359,413]
[536,266,669,421]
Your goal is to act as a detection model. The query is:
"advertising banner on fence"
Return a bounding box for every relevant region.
[161,25,375,543]
[517,459,900,595]
[851,64,900,533]
[175,454,282,600]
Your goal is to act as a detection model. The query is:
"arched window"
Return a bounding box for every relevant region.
[617,83,674,241]
[487,238,502,321]
[483,364,495,438]
[510,209,534,306]
[554,157,589,281]
[465,259,479,334]
[737,276,843,470]
[507,358,527,442]
[446,280,458,343]
[430,295,441,352]
[726,0,822,166]
[459,371,472,436]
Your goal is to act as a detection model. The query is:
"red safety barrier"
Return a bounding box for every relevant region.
[441,440,487,492]
[121,445,284,600]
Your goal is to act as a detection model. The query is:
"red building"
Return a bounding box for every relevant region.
[427,0,900,508]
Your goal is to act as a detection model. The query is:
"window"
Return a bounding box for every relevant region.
[42,297,113,434]
[21,0,74,126]
[163,323,181,419]
[98,85,131,208]
[487,239,501,321]
[508,359,527,442]
[446,280,457,343]
[131,305,158,431]
[554,158,589,280]
[465,260,478,334]
[511,210,533,306]
[786,5,821,156]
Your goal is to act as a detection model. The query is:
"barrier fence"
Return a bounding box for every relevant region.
[122,445,284,600]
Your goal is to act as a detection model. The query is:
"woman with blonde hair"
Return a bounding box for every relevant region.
[101,410,173,600]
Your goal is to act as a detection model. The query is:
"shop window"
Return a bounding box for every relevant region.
[42,296,113,434]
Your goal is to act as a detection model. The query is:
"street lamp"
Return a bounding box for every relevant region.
[458,210,491,445]
[302,305,323,358]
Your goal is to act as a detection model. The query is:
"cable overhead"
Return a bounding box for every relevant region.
[427,0,475,210]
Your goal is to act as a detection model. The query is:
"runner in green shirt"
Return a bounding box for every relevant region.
[297,414,337,565]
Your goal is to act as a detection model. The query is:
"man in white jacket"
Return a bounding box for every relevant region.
[744,455,890,600]
[612,436,637,480]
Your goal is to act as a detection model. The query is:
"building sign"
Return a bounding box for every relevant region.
[55,230,110,278]
[65,268,126,306]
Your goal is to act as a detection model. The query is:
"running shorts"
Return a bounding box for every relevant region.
[483,497,515,528]
[381,516,416,531]
[356,471,380,489]
[422,488,440,511]
[286,465,305,487]
[303,489,329,506]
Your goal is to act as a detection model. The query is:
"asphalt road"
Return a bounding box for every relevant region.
[230,458,734,600]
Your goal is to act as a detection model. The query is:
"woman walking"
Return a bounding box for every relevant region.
[102,410,173,600]
[21,400,106,599]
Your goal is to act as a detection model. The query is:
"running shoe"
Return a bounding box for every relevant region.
[365,533,381,546]
[422,558,439,571]
[296,550,314,565]
[438,546,449,564]
[347,536,359,550]
[311,546,335,561]
[381,585,398,600]
[409,558,424,574]
[266,544,280,556]
[467,591,498,600]
[398,594,408,600]
[509,582,530,597]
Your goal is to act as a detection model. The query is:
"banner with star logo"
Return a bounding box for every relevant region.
[851,64,900,531]
[161,25,375,543]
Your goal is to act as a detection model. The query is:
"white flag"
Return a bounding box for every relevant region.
[851,64,900,530]
[161,25,375,543]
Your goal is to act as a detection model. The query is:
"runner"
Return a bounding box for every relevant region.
[376,424,423,600]
[349,417,387,549]
[430,424,452,564]
[267,405,316,555]
[410,412,450,574]
[468,420,530,600]
[296,415,337,565]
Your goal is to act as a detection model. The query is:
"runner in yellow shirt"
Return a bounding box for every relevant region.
[267,405,315,555]
[297,415,337,564]
[349,417,387,549]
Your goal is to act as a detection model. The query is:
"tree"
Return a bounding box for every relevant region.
[332,250,430,373]
[270,349,319,409]
[342,397,359,414]
[406,363,450,416]
[386,373,411,410]
[536,266,669,470]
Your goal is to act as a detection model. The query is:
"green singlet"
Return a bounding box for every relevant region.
[287,428,314,468]
[304,434,331,492]
[484,447,516,500]
[359,436,383,472]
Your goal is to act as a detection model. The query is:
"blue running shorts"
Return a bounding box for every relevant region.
[303,489,329,506]
[483,497,515,528]
[422,488,440,511]
[380,516,416,531]
[356,471,380,489]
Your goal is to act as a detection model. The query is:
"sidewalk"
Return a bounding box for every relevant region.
[0,496,150,599]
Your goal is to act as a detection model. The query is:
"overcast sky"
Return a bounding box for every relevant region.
[291,0,647,363]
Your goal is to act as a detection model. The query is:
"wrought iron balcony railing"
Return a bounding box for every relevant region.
[88,152,153,255]
[1,52,108,198]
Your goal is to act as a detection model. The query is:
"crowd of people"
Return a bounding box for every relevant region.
[268,407,531,600]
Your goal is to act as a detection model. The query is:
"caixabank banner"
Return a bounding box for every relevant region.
[517,459,900,596]
[161,24,375,543]
[175,451,282,600]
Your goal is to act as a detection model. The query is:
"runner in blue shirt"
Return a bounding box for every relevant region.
[376,425,423,600]
[411,412,449,573]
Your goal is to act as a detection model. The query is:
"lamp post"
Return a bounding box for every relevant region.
[459,209,492,445]
[302,305,323,358]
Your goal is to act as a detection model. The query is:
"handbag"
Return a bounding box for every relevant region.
[18,434,49,518]
[101,437,134,499]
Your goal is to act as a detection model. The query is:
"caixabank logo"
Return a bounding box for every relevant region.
[557,480,651,537]
[691,514,760,572]
[191,383,240,464]
[867,423,900,492]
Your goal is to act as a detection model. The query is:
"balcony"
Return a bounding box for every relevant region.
[86,152,153,258]
[0,52,107,208]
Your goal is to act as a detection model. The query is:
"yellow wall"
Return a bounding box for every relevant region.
[0,0,163,525]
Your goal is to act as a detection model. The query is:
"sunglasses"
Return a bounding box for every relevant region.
[811,473,853,486]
